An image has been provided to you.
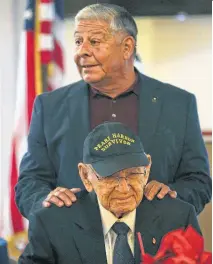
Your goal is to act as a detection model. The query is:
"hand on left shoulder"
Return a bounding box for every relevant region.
[144,180,177,201]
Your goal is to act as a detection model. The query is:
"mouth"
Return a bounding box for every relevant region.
[81,65,99,68]
[112,196,133,201]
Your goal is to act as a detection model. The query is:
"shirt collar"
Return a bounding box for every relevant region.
[98,199,136,236]
[89,72,139,98]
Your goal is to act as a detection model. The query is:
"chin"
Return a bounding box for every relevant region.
[81,73,105,84]
[113,208,134,218]
[110,203,137,217]
[83,77,101,84]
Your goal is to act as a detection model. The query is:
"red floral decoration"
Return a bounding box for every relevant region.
[137,225,212,264]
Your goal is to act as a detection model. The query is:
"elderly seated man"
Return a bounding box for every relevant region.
[18,122,201,264]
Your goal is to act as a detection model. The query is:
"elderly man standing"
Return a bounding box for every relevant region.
[18,122,201,264]
[16,3,211,219]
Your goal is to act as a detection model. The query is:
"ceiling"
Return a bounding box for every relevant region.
[64,0,212,17]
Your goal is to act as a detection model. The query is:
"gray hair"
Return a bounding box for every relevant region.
[75,3,138,54]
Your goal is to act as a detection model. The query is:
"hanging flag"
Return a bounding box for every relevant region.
[3,0,64,259]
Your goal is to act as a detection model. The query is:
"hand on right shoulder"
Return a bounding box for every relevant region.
[43,187,81,208]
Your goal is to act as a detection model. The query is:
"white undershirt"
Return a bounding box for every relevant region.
[98,199,136,264]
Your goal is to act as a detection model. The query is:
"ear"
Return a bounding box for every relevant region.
[122,36,135,60]
[78,163,94,192]
[144,154,152,185]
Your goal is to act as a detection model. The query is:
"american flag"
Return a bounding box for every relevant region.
[4,0,64,242]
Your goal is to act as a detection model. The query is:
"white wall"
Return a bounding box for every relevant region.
[135,16,212,132]
[0,0,17,236]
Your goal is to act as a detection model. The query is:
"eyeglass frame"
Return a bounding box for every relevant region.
[87,165,147,184]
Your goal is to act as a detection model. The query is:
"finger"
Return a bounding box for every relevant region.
[169,190,177,198]
[144,181,156,196]
[146,183,163,200]
[144,181,161,196]
[43,200,51,207]
[46,187,64,200]
[50,187,64,195]
[70,188,81,193]
[47,188,69,201]
[55,191,74,206]
[55,187,66,193]
[157,185,170,199]
[63,189,79,202]
[55,187,64,191]
[45,195,65,207]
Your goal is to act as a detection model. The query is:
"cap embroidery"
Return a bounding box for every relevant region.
[94,133,135,152]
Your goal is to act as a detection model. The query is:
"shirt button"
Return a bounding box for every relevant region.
[112,113,116,118]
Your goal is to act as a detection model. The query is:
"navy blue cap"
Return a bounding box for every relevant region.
[83,122,149,177]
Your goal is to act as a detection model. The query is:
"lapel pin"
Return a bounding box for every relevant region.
[152,237,156,244]
[152,97,157,103]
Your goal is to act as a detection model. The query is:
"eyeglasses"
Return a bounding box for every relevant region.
[89,166,147,185]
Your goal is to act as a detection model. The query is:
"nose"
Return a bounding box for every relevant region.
[116,177,130,193]
[76,41,92,57]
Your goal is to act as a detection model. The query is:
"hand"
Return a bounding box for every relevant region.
[144,180,177,201]
[43,187,81,207]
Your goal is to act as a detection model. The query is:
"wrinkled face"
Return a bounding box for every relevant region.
[87,166,149,217]
[73,19,125,85]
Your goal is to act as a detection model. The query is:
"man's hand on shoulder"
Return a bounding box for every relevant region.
[144,180,177,200]
[43,187,81,207]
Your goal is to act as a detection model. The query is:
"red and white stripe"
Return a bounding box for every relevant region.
[40,0,54,64]
[39,0,64,91]
[202,131,212,143]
